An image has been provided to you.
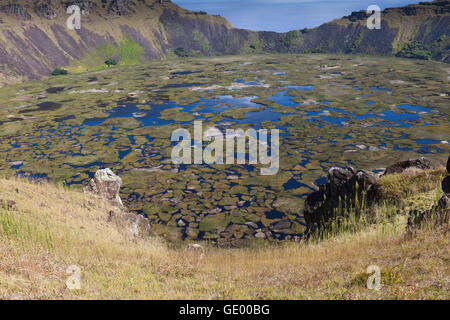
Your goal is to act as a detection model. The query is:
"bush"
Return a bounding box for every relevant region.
[282,30,301,48]
[310,45,328,54]
[301,28,310,34]
[51,68,68,76]
[174,47,188,58]
[396,41,431,60]
[105,57,118,67]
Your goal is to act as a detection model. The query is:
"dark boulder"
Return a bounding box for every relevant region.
[304,167,380,231]
[304,189,326,219]
[354,170,380,201]
[443,176,450,194]
[438,193,450,211]
[447,155,450,174]
[326,167,356,206]
[383,157,432,175]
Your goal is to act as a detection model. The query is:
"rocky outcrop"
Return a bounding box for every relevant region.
[407,155,450,232]
[65,1,97,14]
[107,0,136,16]
[0,2,32,20]
[383,157,433,175]
[126,212,151,237]
[34,0,58,19]
[84,168,123,207]
[83,168,151,238]
[443,176,450,194]
[287,1,449,62]
[304,157,448,237]
[108,209,151,238]
[304,167,380,232]
[438,192,450,212]
[447,155,450,176]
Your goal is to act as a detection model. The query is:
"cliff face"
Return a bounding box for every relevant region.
[0,0,275,83]
[0,0,448,84]
[284,1,449,61]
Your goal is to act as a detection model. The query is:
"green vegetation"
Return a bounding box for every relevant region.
[282,30,301,48]
[193,31,210,53]
[348,30,364,53]
[281,29,309,49]
[105,58,118,67]
[51,68,68,76]
[309,168,446,241]
[0,203,54,252]
[117,35,144,65]
[396,41,432,60]
[76,34,144,71]
[305,45,328,54]
[174,47,188,58]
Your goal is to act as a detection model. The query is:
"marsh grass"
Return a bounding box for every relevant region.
[0,204,54,252]
[309,168,446,243]
[0,168,448,299]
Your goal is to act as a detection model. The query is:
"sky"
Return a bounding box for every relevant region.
[172,0,423,32]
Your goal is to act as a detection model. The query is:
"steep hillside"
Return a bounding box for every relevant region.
[0,167,448,299]
[0,0,448,85]
[0,0,282,84]
[282,0,450,62]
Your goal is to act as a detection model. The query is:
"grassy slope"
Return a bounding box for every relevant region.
[0,167,448,299]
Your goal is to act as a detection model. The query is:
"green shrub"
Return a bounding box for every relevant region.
[396,41,431,60]
[95,34,143,67]
[51,68,68,76]
[310,45,328,54]
[301,28,310,34]
[282,30,301,48]
[174,47,188,58]
[105,57,118,67]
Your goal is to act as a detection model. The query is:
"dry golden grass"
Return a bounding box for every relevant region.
[0,169,448,300]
